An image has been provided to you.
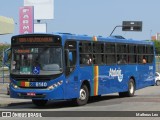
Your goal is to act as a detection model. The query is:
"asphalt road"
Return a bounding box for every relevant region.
[0,85,160,120]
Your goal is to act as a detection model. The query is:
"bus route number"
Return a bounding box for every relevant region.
[36,82,47,87]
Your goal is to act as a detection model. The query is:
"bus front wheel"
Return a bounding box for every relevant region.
[75,85,89,106]
[32,99,48,107]
[119,79,135,97]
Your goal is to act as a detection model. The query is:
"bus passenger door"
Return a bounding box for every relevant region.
[64,41,79,99]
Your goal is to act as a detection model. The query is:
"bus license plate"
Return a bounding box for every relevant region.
[27,92,36,96]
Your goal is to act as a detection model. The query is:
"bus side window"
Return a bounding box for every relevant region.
[80,54,92,65]
[138,55,143,64]
[68,52,73,66]
[138,55,147,64]
[69,51,77,67]
[117,55,127,64]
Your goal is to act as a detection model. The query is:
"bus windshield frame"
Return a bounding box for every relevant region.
[10,34,63,77]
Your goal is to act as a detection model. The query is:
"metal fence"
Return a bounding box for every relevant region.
[0,48,9,83]
[0,67,9,83]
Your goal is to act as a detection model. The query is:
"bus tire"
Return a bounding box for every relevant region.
[119,79,135,97]
[32,100,48,107]
[75,85,89,106]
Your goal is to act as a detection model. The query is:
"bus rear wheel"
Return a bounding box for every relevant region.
[119,79,135,97]
[32,100,48,107]
[75,85,89,106]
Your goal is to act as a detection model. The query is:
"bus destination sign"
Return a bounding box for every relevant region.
[12,35,62,46]
[18,37,53,43]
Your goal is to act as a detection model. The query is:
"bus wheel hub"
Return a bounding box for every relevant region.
[79,89,86,100]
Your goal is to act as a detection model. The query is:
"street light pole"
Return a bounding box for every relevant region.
[110,25,122,36]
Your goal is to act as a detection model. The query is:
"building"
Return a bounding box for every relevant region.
[152,33,160,41]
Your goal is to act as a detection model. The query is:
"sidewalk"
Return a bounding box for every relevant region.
[0,76,10,94]
[0,94,31,107]
[0,83,8,94]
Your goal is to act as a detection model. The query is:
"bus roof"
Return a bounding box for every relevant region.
[12,33,154,45]
[55,32,154,45]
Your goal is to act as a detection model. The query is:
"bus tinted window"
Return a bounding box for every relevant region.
[105,54,116,65]
[128,55,137,63]
[138,45,146,54]
[80,54,92,65]
[93,43,104,53]
[105,43,115,53]
[147,55,154,63]
[128,45,137,53]
[105,43,116,65]
[117,44,127,53]
[93,54,104,65]
[117,54,128,64]
[79,42,93,65]
[116,43,128,64]
[79,42,92,53]
[93,43,104,65]
[146,45,154,54]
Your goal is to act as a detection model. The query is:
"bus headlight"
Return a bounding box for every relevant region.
[11,82,19,89]
[47,80,63,90]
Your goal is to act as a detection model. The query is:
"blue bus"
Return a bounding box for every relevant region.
[9,33,155,106]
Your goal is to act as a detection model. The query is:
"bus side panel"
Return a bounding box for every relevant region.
[99,65,139,95]
[98,66,129,95]
[114,65,131,92]
[137,64,155,89]
[78,66,93,95]
[64,68,80,99]
[105,65,131,94]
[98,66,117,94]
[119,65,139,91]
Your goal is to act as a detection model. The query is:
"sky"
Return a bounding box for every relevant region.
[0,0,160,43]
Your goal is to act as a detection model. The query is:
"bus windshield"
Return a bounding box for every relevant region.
[11,47,63,75]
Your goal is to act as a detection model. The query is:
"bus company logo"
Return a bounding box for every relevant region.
[109,68,123,82]
[1,112,42,118]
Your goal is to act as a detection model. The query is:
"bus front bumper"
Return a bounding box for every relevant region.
[10,85,64,100]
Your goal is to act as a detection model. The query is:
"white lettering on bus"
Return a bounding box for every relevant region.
[109,68,123,82]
